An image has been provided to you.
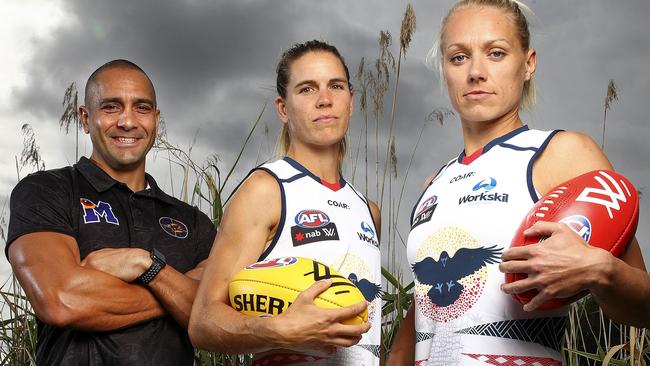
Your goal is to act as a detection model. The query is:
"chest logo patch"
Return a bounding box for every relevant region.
[412,195,438,229]
[80,198,119,225]
[159,217,189,238]
[291,209,339,246]
[458,177,509,205]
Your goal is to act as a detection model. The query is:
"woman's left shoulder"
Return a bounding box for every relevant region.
[547,130,602,154]
[534,130,613,192]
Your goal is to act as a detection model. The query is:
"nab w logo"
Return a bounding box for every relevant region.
[80,198,119,225]
[576,171,632,219]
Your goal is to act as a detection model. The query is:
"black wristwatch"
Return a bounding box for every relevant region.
[135,248,167,285]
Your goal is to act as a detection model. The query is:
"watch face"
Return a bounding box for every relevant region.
[151,248,167,267]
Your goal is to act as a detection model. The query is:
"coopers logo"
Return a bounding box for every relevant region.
[459,177,509,205]
[294,210,330,228]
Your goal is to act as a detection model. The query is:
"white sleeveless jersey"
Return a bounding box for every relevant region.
[253,157,381,366]
[406,127,568,366]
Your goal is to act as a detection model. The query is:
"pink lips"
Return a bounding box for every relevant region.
[464,90,494,100]
[314,114,337,123]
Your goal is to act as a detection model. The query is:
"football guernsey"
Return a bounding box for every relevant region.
[407,126,568,366]
[252,156,381,366]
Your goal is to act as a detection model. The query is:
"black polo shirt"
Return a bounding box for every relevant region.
[7,157,216,366]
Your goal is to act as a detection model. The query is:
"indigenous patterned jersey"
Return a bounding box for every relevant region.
[406,126,567,366]
[253,157,381,366]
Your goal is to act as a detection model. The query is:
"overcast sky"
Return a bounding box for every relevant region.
[1,0,648,282]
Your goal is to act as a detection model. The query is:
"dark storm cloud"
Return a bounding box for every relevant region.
[11,0,432,184]
[7,0,650,266]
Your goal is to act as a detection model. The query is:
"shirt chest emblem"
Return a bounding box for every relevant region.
[80,198,119,225]
[412,195,438,229]
[159,217,189,238]
[458,176,510,205]
[291,209,339,246]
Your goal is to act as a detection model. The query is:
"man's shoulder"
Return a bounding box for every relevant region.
[14,166,74,192]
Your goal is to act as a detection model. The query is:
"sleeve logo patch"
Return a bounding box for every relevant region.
[159,217,189,238]
[80,198,119,225]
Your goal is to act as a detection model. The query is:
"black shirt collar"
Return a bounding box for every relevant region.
[74,157,176,205]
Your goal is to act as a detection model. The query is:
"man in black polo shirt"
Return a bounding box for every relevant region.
[6,59,216,365]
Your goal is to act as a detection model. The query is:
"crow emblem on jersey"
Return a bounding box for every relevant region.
[80,198,119,225]
[412,245,501,307]
[159,217,188,238]
[348,273,382,301]
[291,209,339,246]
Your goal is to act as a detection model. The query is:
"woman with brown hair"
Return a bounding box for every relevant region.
[189,40,382,365]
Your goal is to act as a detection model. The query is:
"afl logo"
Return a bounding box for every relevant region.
[472,177,497,192]
[247,257,297,269]
[416,195,437,216]
[295,210,330,228]
[559,215,592,242]
[159,217,188,238]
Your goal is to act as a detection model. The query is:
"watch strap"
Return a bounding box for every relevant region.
[136,248,166,285]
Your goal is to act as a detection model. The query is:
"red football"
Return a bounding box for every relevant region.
[506,170,639,310]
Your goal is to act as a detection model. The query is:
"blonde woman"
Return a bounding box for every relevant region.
[388,1,649,365]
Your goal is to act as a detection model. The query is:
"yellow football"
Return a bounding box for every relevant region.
[229,256,368,325]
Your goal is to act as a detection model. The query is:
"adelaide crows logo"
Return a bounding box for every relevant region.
[412,245,501,307]
[412,226,502,322]
[348,272,382,301]
[159,217,188,238]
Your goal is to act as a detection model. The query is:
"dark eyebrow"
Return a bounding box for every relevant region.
[98,97,122,105]
[133,98,155,106]
[98,97,155,106]
[293,80,317,90]
[328,78,349,85]
[293,78,349,90]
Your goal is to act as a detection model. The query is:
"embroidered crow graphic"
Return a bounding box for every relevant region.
[411,245,501,307]
[348,273,382,301]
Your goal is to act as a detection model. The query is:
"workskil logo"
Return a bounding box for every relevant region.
[472,177,497,192]
[357,221,379,248]
[459,177,509,205]
[291,209,339,246]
